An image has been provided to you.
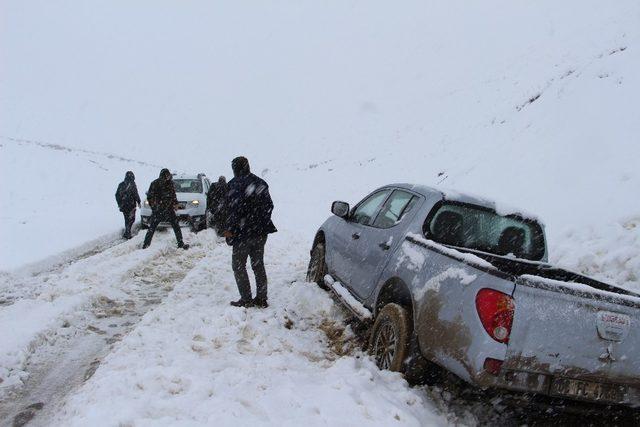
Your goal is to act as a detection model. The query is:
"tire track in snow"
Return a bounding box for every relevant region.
[0,231,208,427]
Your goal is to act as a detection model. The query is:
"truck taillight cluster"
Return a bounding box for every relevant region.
[475,288,515,344]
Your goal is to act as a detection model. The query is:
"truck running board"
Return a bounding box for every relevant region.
[323,275,373,321]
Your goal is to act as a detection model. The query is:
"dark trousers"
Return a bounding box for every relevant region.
[232,236,268,301]
[122,208,136,238]
[143,209,184,247]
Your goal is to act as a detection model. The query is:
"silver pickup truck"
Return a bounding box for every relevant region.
[307,184,640,409]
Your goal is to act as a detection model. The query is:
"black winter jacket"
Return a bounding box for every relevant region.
[146,178,178,212]
[226,173,277,243]
[115,179,141,212]
[207,182,228,215]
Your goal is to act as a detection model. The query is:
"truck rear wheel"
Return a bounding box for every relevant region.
[369,303,411,372]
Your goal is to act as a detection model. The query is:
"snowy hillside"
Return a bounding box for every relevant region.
[1,0,640,425]
[2,0,640,272]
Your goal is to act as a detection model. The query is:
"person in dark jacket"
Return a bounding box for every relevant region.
[142,168,189,250]
[207,176,228,235]
[115,171,141,239]
[224,157,277,308]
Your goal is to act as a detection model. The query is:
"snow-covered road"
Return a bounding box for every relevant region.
[0,231,205,426]
[1,230,451,426]
[2,227,639,426]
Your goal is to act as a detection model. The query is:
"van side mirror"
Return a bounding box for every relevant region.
[331,201,350,219]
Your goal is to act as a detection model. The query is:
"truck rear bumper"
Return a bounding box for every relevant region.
[474,368,640,408]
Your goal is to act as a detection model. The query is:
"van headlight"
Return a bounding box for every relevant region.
[144,200,149,206]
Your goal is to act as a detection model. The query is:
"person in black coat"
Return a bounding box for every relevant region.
[115,171,141,239]
[224,157,277,308]
[142,168,189,250]
[206,176,228,235]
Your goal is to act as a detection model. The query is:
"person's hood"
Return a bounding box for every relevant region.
[159,168,172,180]
[231,157,250,177]
[124,171,135,182]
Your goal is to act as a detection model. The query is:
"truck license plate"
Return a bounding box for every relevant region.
[551,377,627,403]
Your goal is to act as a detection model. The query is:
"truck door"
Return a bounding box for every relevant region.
[348,190,420,300]
[328,189,392,287]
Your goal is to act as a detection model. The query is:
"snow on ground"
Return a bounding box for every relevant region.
[0,230,195,393]
[0,137,160,270]
[551,216,640,294]
[46,230,447,427]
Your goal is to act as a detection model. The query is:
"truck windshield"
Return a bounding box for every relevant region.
[426,202,546,261]
[173,179,202,193]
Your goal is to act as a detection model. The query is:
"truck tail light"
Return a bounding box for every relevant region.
[475,288,515,344]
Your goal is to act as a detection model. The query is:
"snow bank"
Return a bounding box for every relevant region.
[0,139,159,270]
[551,217,640,294]
[0,296,82,388]
[51,232,446,426]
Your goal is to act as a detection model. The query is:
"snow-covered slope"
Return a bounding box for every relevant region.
[0,137,159,270]
[2,0,639,275]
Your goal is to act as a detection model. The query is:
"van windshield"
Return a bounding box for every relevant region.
[426,202,546,261]
[173,179,202,193]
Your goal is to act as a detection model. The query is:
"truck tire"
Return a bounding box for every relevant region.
[306,241,328,289]
[369,303,412,372]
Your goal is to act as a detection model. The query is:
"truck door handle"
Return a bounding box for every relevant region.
[379,242,390,250]
[352,233,360,240]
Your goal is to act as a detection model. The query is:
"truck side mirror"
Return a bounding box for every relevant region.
[331,201,350,219]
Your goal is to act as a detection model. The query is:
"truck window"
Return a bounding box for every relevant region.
[351,190,392,225]
[425,202,546,261]
[372,191,416,228]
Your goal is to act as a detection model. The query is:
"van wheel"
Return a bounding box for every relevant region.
[306,242,328,289]
[370,303,411,372]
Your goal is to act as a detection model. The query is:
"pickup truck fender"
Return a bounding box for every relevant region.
[374,234,517,384]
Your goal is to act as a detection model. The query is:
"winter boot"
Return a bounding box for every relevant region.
[230,299,253,308]
[252,297,268,309]
[178,242,190,250]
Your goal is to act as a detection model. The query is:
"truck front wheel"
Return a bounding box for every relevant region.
[369,303,411,372]
[306,241,327,289]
